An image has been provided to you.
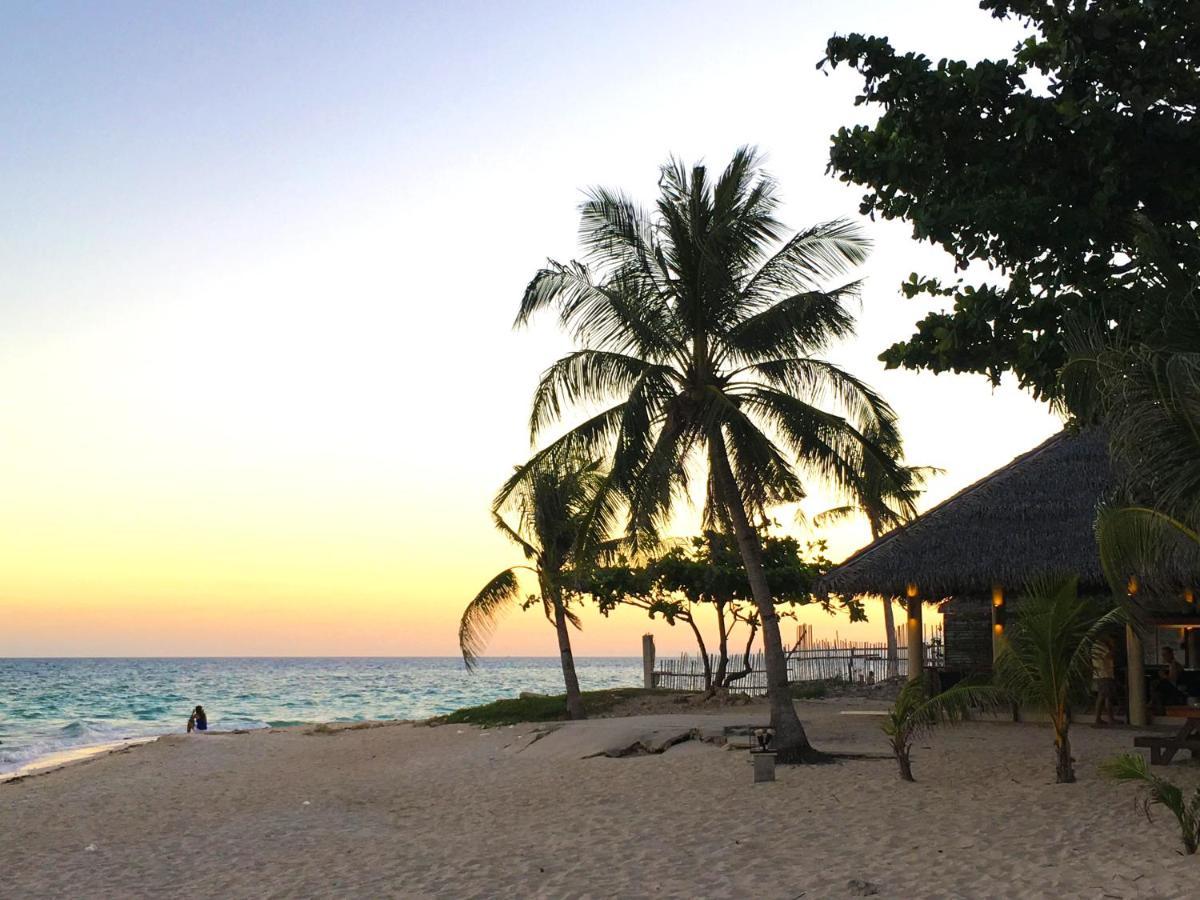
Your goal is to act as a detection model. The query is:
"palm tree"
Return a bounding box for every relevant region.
[815,431,940,677]
[883,676,1002,781]
[1102,753,1200,855]
[460,455,613,719]
[1065,278,1200,595]
[994,575,1124,783]
[507,147,903,761]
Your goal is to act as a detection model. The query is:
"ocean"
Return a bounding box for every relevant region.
[0,657,641,776]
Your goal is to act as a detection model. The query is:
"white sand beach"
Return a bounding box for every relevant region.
[2,698,1196,899]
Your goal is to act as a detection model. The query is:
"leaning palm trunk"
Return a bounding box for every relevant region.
[549,589,586,719]
[712,439,815,761]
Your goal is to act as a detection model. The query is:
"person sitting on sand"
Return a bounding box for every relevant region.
[188,705,208,733]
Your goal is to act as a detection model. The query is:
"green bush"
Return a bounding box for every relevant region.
[789,682,830,700]
[429,688,679,727]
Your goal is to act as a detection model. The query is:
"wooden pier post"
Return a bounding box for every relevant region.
[642,634,656,689]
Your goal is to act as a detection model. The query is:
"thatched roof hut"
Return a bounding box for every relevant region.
[820,429,1113,601]
[819,428,1199,724]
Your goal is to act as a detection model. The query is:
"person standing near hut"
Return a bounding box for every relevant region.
[1092,636,1119,726]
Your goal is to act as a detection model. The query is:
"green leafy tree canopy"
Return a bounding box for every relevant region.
[820,1,1200,403]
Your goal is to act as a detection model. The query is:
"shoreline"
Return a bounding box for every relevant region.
[0,736,161,784]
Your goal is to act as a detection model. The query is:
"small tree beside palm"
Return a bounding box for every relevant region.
[581,530,860,695]
[994,575,1123,784]
[459,455,614,720]
[883,676,1002,782]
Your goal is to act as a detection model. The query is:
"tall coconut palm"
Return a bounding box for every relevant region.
[460,455,613,719]
[815,431,940,677]
[507,147,903,761]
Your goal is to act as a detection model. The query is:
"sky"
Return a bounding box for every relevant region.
[0,1,1059,657]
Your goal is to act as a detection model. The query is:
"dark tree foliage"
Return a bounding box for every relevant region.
[581,531,855,622]
[820,1,1200,403]
[576,531,862,693]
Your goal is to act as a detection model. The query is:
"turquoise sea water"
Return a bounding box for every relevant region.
[0,657,640,775]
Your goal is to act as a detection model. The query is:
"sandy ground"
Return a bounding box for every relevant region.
[1,698,1197,899]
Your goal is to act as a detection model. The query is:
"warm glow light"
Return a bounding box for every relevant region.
[1185,588,1195,605]
[993,623,1004,635]
[992,585,1004,608]
[1127,575,1140,596]
[0,3,1062,656]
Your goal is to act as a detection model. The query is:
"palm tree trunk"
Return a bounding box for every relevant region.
[1054,720,1074,783]
[550,593,586,720]
[867,519,900,679]
[683,612,713,693]
[713,602,730,691]
[710,437,818,763]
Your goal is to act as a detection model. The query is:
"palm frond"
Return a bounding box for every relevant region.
[1102,753,1200,854]
[735,355,899,443]
[1096,504,1200,596]
[460,568,523,671]
[884,678,1005,741]
[740,218,871,308]
[721,283,860,361]
[994,574,1121,713]
[530,350,674,442]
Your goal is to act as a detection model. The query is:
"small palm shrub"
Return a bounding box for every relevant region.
[882,677,1003,781]
[1102,753,1200,855]
[994,574,1123,783]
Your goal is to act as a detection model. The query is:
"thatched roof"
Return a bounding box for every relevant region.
[820,429,1113,600]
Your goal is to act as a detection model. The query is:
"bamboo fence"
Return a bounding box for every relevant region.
[652,624,944,694]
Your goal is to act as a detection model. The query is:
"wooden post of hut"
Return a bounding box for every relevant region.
[990,585,1005,663]
[905,583,923,682]
[1186,590,1199,668]
[1125,577,1147,727]
[1126,624,1147,726]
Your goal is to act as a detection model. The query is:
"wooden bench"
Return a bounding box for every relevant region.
[1133,734,1200,765]
[1134,712,1200,765]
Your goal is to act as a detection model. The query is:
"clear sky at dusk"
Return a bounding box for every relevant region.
[0,1,1058,656]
